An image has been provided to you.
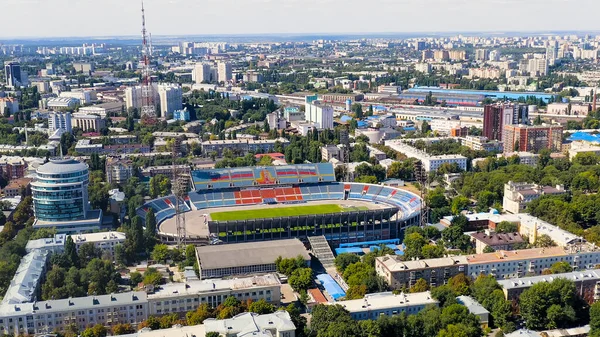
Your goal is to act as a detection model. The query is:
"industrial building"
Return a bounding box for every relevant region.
[195,239,310,279]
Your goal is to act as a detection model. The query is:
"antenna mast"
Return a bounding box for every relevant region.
[140,0,156,124]
[172,138,187,248]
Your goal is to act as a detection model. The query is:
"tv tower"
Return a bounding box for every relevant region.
[140,0,156,123]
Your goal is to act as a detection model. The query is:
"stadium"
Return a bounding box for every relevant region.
[136,163,421,247]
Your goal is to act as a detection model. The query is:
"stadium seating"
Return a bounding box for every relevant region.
[143,164,422,226]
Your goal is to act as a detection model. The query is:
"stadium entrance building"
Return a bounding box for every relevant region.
[137,163,421,247]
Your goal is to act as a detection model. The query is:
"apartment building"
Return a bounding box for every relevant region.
[337,292,439,320]
[503,124,563,153]
[503,181,566,214]
[106,158,135,185]
[376,245,600,290]
[0,157,27,179]
[385,140,468,172]
[200,138,290,157]
[461,136,503,152]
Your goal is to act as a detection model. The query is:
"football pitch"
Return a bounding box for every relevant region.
[210,204,368,221]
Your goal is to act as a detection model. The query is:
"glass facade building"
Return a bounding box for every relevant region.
[31,159,89,222]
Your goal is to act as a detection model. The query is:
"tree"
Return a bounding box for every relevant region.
[78,242,102,266]
[535,234,556,248]
[130,271,143,286]
[334,254,360,273]
[81,324,107,337]
[549,261,573,274]
[496,221,518,233]
[590,302,600,337]
[187,303,214,325]
[403,232,428,259]
[145,209,157,249]
[206,332,220,337]
[112,324,135,336]
[345,284,367,300]
[421,121,431,134]
[289,268,313,292]
[263,119,270,133]
[451,196,470,215]
[65,236,79,268]
[248,299,276,315]
[151,244,170,263]
[448,273,471,296]
[410,278,429,293]
[143,268,164,286]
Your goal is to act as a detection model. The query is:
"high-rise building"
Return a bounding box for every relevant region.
[48,112,73,134]
[158,84,183,119]
[0,97,19,115]
[416,41,426,51]
[125,85,159,111]
[193,63,213,84]
[503,124,563,153]
[546,41,559,66]
[4,62,22,88]
[304,95,334,129]
[106,158,134,185]
[527,58,548,76]
[31,159,90,223]
[489,50,501,61]
[217,61,232,83]
[475,49,489,62]
[483,103,516,142]
[433,50,449,61]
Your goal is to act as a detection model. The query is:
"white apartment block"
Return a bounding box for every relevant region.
[158,84,183,119]
[528,58,548,77]
[48,112,72,134]
[205,311,296,337]
[217,62,232,83]
[304,100,334,129]
[193,63,213,84]
[385,139,468,172]
[337,291,439,320]
[125,85,159,110]
[72,232,126,260]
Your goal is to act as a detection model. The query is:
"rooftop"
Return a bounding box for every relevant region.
[470,232,524,246]
[196,239,310,270]
[1,250,49,305]
[204,311,296,336]
[497,269,600,290]
[337,291,438,312]
[31,291,147,313]
[465,247,567,264]
[148,274,281,300]
[456,296,489,316]
[72,231,126,243]
[36,158,88,175]
[377,255,468,272]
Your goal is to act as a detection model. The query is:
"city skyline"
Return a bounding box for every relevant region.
[1,0,599,39]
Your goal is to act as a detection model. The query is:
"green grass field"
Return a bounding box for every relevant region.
[210,204,367,221]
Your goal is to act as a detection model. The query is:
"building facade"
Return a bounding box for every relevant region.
[48,112,73,134]
[217,62,232,83]
[503,181,566,214]
[31,159,90,222]
[72,113,106,132]
[503,124,563,153]
[305,95,334,129]
[158,84,183,119]
[200,138,290,157]
[337,292,439,320]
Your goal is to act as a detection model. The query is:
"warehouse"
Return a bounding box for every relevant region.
[195,239,311,279]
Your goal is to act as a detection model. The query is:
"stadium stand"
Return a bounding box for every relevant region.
[137,195,191,223]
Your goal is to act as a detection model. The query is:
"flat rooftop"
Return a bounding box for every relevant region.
[196,239,310,270]
[148,274,281,300]
[337,291,438,312]
[498,269,600,290]
[465,246,566,264]
[377,255,468,272]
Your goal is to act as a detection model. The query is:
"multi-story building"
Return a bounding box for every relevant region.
[46,97,80,110]
[4,62,22,88]
[321,145,345,162]
[201,138,290,157]
[503,181,566,214]
[158,84,183,119]
[304,95,334,129]
[243,71,264,83]
[217,61,232,83]
[72,113,105,132]
[172,109,190,122]
[503,124,563,153]
[461,136,503,152]
[1,178,31,198]
[0,97,19,115]
[337,292,439,320]
[469,68,501,79]
[193,63,213,84]
[385,140,468,172]
[498,269,600,302]
[59,90,94,104]
[475,49,489,61]
[283,107,304,122]
[205,311,296,337]
[483,103,528,142]
[71,232,126,260]
[470,232,525,254]
[124,85,159,110]
[376,255,468,289]
[48,112,72,139]
[433,50,449,61]
[0,157,27,179]
[106,158,135,185]
[528,58,548,76]
[72,62,95,73]
[147,274,281,315]
[195,239,310,279]
[377,243,600,290]
[546,103,591,116]
[449,50,467,61]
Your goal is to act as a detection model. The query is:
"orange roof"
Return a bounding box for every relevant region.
[308,288,328,304]
[465,246,566,264]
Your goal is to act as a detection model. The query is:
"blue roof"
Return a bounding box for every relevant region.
[340,115,353,122]
[335,247,364,255]
[568,131,600,143]
[317,274,346,300]
[357,121,368,128]
[403,126,416,131]
[408,86,557,102]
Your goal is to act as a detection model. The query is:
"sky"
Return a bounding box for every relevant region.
[1,0,599,38]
